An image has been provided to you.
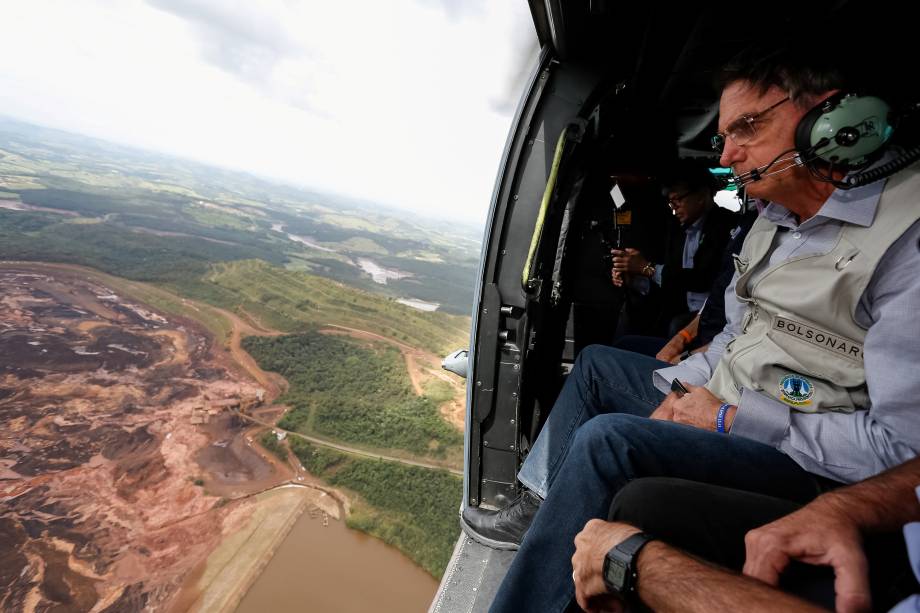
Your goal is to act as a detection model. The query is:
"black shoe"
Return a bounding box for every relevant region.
[460,489,542,550]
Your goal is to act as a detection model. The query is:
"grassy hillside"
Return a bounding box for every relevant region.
[244,332,462,463]
[289,438,461,578]
[205,260,468,356]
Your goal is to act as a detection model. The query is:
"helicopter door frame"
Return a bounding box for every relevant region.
[464,47,599,510]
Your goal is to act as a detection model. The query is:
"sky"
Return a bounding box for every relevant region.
[0,1,537,224]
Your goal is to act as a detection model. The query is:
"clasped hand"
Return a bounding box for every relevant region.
[650,383,734,431]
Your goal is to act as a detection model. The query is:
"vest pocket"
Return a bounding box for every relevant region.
[753,329,868,414]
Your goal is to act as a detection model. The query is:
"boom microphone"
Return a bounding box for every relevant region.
[730,141,830,189]
[729,148,801,188]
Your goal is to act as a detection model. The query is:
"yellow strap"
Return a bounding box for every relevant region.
[522,127,568,290]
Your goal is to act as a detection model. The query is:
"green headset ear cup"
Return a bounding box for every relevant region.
[794,93,845,157]
[795,93,894,167]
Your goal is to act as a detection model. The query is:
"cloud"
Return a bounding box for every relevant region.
[489,35,540,115]
[416,0,487,21]
[145,0,308,85]
[0,0,537,223]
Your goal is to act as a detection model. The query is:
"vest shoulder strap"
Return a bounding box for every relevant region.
[840,168,920,261]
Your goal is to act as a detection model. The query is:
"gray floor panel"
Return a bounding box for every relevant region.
[429,535,516,613]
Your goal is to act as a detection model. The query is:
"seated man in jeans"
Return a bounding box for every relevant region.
[460,44,920,613]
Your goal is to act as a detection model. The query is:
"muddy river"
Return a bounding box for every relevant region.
[235,509,438,613]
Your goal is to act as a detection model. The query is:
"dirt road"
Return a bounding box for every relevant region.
[215,306,286,402]
[231,409,462,476]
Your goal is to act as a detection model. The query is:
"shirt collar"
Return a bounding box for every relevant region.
[684,209,708,233]
[761,172,887,229]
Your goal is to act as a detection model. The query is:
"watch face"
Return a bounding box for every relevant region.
[604,533,651,595]
[604,558,627,590]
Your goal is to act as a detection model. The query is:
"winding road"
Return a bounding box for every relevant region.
[231,408,462,476]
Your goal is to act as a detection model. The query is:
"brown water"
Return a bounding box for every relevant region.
[235,509,438,613]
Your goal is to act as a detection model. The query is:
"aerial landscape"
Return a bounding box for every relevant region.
[0,116,476,612]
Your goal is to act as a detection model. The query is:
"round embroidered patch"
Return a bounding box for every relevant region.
[780,374,814,407]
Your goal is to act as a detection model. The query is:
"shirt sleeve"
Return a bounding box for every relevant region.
[630,274,651,295]
[653,270,743,394]
[628,263,664,295]
[729,220,920,484]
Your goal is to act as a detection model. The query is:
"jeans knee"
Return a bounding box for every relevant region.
[573,344,630,382]
[573,344,605,377]
[571,413,639,451]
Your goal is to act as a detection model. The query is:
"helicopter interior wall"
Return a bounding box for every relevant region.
[468,0,917,511]
[468,57,600,510]
[472,72,709,510]
[511,104,699,455]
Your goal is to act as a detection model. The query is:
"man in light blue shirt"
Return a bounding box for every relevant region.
[653,171,920,483]
[465,43,920,613]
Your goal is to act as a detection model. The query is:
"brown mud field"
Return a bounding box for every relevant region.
[0,264,283,612]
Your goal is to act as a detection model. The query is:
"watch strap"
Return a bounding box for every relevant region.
[615,531,654,558]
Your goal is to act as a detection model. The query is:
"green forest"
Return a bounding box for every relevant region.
[207,260,467,355]
[289,438,461,577]
[244,332,462,463]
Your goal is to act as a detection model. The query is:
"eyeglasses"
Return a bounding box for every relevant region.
[667,190,692,208]
[711,96,790,153]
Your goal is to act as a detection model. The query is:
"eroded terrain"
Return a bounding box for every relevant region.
[0,265,281,612]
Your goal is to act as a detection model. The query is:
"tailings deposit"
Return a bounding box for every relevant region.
[0,264,276,611]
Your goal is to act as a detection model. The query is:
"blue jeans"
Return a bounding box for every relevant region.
[492,345,830,613]
[517,345,668,498]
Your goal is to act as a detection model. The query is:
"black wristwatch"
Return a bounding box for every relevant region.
[602,532,654,596]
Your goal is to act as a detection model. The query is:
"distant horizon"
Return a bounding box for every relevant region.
[0,113,488,231]
[0,1,535,226]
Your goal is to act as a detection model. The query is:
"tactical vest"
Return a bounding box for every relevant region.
[706,169,920,414]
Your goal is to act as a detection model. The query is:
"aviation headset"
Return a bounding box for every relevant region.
[733,91,920,190]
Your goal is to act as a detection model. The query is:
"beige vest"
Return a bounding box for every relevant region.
[706,169,920,414]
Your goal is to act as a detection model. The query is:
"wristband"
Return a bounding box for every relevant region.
[716,403,731,433]
[678,329,693,343]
